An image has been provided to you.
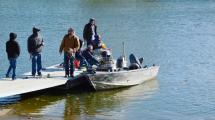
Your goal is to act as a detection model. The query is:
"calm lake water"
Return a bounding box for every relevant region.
[0,0,215,119]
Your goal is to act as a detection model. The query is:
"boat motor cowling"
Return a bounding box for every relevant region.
[116,56,126,68]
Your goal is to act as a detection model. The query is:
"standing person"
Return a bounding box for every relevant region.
[83,18,97,46]
[6,32,20,80]
[27,27,44,77]
[59,28,80,78]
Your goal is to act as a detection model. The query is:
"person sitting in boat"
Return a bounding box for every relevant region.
[93,35,110,50]
[75,39,89,68]
[92,35,112,61]
[82,45,100,68]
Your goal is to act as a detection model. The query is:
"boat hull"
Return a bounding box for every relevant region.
[88,66,159,90]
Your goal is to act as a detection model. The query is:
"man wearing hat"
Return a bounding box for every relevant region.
[27,27,44,77]
[59,28,80,78]
[6,32,20,80]
[83,18,97,46]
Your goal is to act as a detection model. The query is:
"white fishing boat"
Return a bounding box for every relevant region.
[83,66,159,90]
[66,42,160,90]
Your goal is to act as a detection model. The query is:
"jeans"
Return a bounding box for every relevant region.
[75,52,89,68]
[64,52,75,76]
[32,53,42,75]
[6,58,17,79]
[86,57,99,68]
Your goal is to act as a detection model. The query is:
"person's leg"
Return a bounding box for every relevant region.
[32,54,36,76]
[91,57,100,66]
[75,52,81,68]
[6,58,12,77]
[76,53,87,68]
[83,58,90,68]
[80,57,89,68]
[64,53,69,77]
[86,59,93,66]
[37,53,42,75]
[86,58,93,69]
[87,57,99,67]
[69,55,75,77]
[11,58,16,80]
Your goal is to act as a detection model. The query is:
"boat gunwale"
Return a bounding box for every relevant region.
[90,66,159,75]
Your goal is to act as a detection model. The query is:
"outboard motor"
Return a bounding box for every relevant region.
[129,54,143,69]
[116,56,123,68]
[116,56,127,68]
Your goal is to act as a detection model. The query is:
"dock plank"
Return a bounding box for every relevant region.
[0,64,82,98]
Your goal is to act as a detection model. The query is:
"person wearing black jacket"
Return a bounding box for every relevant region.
[82,45,99,68]
[83,18,97,46]
[6,32,20,80]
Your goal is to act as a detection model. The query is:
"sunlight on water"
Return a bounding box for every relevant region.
[0,0,215,119]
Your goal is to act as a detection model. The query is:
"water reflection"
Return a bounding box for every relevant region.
[0,95,21,106]
[7,79,158,119]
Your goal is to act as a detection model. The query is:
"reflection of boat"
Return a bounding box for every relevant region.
[6,79,158,119]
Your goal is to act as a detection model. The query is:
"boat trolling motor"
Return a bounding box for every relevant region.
[116,42,127,69]
[116,56,127,68]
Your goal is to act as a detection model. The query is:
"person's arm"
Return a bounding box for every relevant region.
[27,37,33,53]
[75,37,80,51]
[87,50,94,59]
[36,37,44,49]
[39,38,44,47]
[83,25,87,40]
[16,42,21,57]
[59,37,65,54]
[95,25,97,36]
[6,42,9,53]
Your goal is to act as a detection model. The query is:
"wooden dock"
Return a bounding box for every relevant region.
[0,64,82,98]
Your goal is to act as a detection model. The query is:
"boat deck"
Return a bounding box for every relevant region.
[0,65,83,98]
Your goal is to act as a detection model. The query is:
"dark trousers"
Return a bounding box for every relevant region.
[75,52,89,68]
[64,52,75,76]
[6,58,17,79]
[32,53,42,75]
[86,39,93,46]
[86,57,99,67]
